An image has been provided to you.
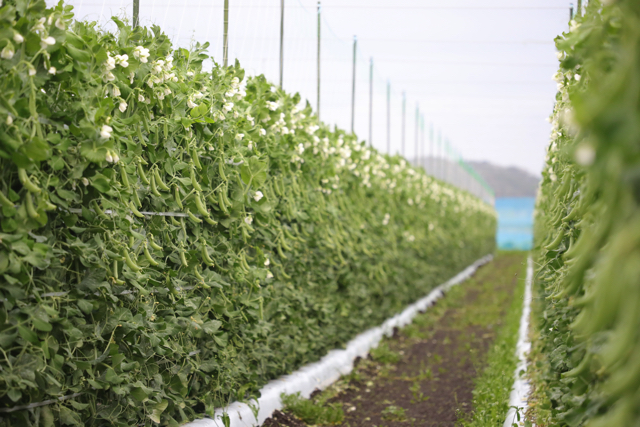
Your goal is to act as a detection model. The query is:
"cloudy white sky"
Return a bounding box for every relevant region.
[50,0,572,175]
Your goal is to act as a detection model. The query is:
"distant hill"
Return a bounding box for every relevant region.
[467,161,540,198]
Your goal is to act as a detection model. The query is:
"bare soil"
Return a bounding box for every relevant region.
[262,253,525,427]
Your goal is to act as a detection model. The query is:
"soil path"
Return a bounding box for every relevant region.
[263,253,525,427]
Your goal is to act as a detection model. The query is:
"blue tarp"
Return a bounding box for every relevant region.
[495,197,535,250]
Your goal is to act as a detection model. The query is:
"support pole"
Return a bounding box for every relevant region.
[368,58,373,147]
[279,0,285,87]
[133,0,139,28]
[223,0,229,67]
[350,36,357,134]
[429,123,434,175]
[317,1,321,121]
[386,81,390,154]
[414,104,419,165]
[420,115,425,170]
[437,130,442,179]
[569,3,574,20]
[577,0,582,17]
[401,92,406,156]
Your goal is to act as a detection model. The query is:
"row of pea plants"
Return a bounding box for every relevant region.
[0,1,496,425]
[533,1,640,426]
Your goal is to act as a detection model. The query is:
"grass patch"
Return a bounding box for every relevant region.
[281,392,344,425]
[458,252,528,426]
[370,342,401,364]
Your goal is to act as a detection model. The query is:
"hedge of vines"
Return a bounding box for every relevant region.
[0,1,496,425]
[533,1,640,425]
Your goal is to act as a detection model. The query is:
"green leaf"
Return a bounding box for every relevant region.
[32,316,52,332]
[18,325,39,345]
[21,137,51,161]
[80,143,108,163]
[131,387,149,402]
[91,173,111,193]
[59,406,83,427]
[148,400,169,424]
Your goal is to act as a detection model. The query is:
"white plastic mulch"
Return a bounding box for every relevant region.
[503,256,534,427]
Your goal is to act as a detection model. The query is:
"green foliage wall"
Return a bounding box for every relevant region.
[534,1,640,425]
[0,1,495,425]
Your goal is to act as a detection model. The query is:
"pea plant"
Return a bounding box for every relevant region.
[534,1,640,425]
[0,0,496,425]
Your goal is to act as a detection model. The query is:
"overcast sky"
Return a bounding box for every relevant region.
[51,0,572,175]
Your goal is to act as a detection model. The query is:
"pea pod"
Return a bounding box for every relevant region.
[170,216,181,226]
[132,188,142,208]
[280,236,292,251]
[276,241,287,259]
[18,168,41,194]
[143,243,159,266]
[191,147,202,170]
[154,168,170,191]
[91,200,110,220]
[174,185,183,209]
[195,192,210,217]
[163,120,168,138]
[148,234,163,251]
[204,215,218,226]
[25,193,39,219]
[194,267,205,282]
[120,165,130,188]
[190,166,203,191]
[201,244,215,267]
[187,209,202,224]
[217,191,229,214]
[136,124,146,145]
[218,160,227,181]
[150,174,162,197]
[0,191,14,209]
[179,249,189,267]
[123,249,142,272]
[137,162,150,185]
[240,251,251,271]
[129,201,145,218]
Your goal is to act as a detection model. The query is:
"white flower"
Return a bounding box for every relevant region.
[247,114,255,126]
[112,152,120,163]
[264,258,270,266]
[32,17,46,32]
[237,90,246,99]
[266,101,278,111]
[28,66,36,76]
[138,94,146,102]
[231,77,240,87]
[133,46,150,63]
[164,88,172,96]
[382,213,390,226]
[6,115,13,125]
[40,36,55,48]
[556,51,564,60]
[223,102,234,112]
[1,43,14,60]
[244,216,253,225]
[225,90,236,98]
[100,125,113,139]
[119,101,128,113]
[115,54,129,68]
[575,143,595,166]
[129,72,135,84]
[47,66,56,75]
[233,110,239,119]
[259,128,266,136]
[296,143,305,155]
[104,55,116,71]
[105,151,113,163]
[187,99,197,109]
[253,191,263,202]
[81,177,89,186]
[55,18,66,30]
[574,74,581,81]
[266,271,273,279]
[247,141,253,150]
[235,133,244,141]
[186,71,194,77]
[193,92,204,100]
[13,33,24,44]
